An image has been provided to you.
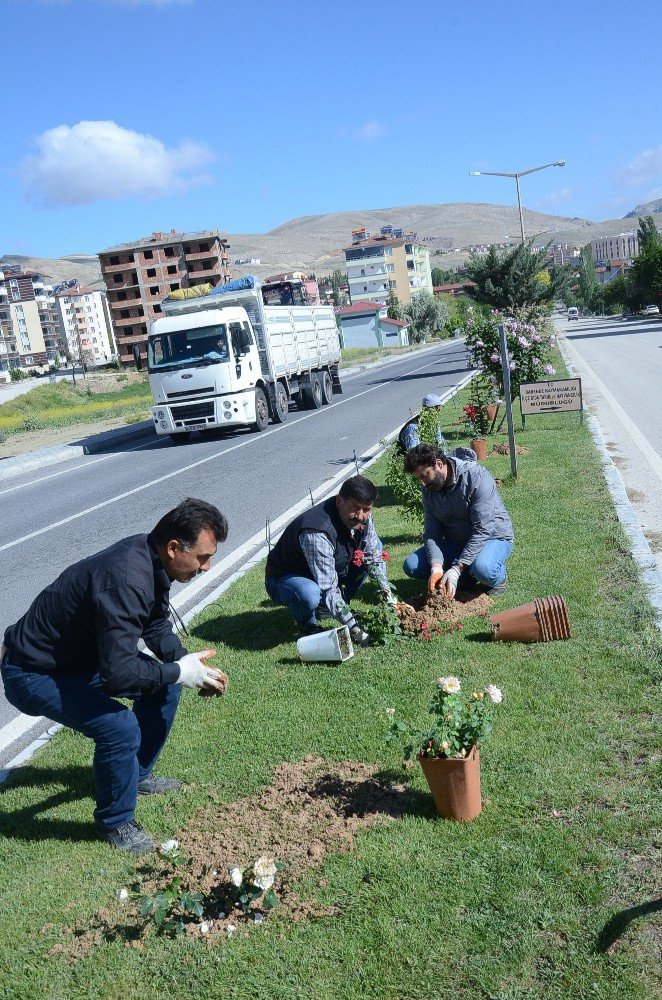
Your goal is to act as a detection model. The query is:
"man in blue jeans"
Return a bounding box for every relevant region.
[265,475,408,647]
[1,498,229,855]
[402,444,513,598]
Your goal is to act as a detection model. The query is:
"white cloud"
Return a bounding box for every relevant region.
[540,187,575,208]
[618,146,662,188]
[353,120,386,143]
[20,120,214,206]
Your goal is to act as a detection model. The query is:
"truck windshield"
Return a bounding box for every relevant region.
[148,324,229,371]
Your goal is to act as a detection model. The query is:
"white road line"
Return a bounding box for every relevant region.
[561,333,662,486]
[0,437,160,497]
[0,353,456,554]
[0,712,47,754]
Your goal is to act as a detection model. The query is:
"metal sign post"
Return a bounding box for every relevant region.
[498,323,518,478]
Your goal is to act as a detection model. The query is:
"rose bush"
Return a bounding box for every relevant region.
[386,675,503,761]
[464,309,557,402]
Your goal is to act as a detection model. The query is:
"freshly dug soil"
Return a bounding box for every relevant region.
[49,756,417,959]
[492,443,530,456]
[398,589,492,635]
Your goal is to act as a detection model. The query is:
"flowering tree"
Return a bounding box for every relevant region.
[464,308,557,402]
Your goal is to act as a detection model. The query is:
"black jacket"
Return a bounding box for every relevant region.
[266,497,360,581]
[3,534,186,695]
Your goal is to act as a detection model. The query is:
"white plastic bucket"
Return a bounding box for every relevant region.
[296,626,354,663]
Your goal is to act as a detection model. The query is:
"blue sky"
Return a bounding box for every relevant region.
[2,0,660,258]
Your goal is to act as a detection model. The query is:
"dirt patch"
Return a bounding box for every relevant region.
[0,415,147,461]
[398,588,493,636]
[492,443,530,456]
[49,756,417,959]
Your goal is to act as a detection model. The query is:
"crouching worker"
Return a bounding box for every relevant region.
[265,475,408,647]
[402,444,513,598]
[1,498,229,855]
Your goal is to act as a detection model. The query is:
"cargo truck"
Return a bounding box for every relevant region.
[147,276,342,442]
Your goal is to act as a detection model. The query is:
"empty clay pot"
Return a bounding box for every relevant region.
[490,595,570,643]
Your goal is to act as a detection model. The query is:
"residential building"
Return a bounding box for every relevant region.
[343,231,433,307]
[55,286,116,364]
[98,229,231,367]
[590,233,639,264]
[0,268,64,372]
[335,300,410,348]
[433,281,478,298]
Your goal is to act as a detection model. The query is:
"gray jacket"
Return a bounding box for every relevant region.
[423,457,514,567]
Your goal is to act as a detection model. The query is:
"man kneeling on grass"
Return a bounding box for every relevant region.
[265,475,409,647]
[1,498,229,855]
[402,443,514,599]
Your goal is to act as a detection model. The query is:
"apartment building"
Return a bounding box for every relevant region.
[98,229,231,366]
[590,233,639,264]
[0,268,64,372]
[343,229,433,307]
[55,286,116,364]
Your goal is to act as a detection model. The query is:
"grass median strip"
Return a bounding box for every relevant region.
[0,388,660,999]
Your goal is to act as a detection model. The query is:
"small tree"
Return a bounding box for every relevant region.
[628,240,662,309]
[386,289,401,320]
[637,215,661,251]
[466,241,567,320]
[331,269,348,307]
[400,292,449,343]
[576,245,598,312]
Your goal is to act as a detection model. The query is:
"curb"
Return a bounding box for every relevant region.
[557,332,662,632]
[0,339,464,485]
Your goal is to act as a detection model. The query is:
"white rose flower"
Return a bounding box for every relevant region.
[253,856,277,880]
[227,923,237,938]
[199,921,210,934]
[229,866,243,887]
[158,839,179,857]
[116,887,129,902]
[437,676,461,694]
[252,874,274,891]
[485,685,503,704]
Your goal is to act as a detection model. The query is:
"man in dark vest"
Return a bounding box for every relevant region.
[265,476,402,646]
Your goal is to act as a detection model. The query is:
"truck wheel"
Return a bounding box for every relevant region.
[251,387,269,431]
[169,432,191,445]
[303,372,323,409]
[321,370,333,405]
[272,381,289,423]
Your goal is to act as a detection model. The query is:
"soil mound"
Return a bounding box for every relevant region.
[398,589,492,635]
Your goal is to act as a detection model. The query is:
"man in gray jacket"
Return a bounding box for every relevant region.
[402,443,513,597]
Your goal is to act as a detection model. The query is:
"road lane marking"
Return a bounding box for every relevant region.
[0,353,465,553]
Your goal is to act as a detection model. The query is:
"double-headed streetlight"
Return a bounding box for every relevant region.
[469,160,566,244]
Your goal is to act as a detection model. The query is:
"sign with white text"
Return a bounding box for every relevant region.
[519,377,582,415]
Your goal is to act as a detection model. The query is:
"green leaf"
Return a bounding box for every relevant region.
[263,891,279,910]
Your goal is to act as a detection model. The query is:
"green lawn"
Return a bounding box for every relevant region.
[0,379,152,436]
[0,387,659,999]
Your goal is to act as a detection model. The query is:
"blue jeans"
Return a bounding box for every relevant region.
[265,567,367,628]
[1,661,182,832]
[403,538,513,589]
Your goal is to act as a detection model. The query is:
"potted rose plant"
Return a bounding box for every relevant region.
[386,675,503,821]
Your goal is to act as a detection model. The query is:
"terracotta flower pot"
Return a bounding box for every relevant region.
[471,437,488,461]
[485,404,498,421]
[418,746,482,821]
[490,595,571,643]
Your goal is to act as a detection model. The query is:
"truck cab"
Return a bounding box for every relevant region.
[148,306,263,440]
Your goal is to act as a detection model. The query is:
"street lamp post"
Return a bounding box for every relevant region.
[469,160,566,243]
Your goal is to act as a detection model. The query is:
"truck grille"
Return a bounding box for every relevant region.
[166,386,214,399]
[171,401,215,422]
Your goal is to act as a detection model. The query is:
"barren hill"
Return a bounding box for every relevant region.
[3,200,660,286]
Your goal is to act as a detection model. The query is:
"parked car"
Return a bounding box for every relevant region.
[567,307,579,321]
[641,304,660,317]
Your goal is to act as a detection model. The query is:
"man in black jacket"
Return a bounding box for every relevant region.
[1,498,228,854]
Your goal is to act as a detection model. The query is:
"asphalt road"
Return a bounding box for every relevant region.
[0,340,471,747]
[555,311,662,572]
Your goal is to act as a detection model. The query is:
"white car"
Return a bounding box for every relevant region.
[567,307,579,321]
[641,304,660,317]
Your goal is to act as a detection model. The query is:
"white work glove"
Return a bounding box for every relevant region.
[176,650,227,693]
[348,625,371,648]
[441,565,461,599]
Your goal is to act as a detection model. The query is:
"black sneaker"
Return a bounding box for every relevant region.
[98,820,155,855]
[298,622,326,637]
[137,775,182,796]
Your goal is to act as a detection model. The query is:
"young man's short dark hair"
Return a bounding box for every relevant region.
[338,475,378,505]
[152,497,228,549]
[403,443,446,475]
